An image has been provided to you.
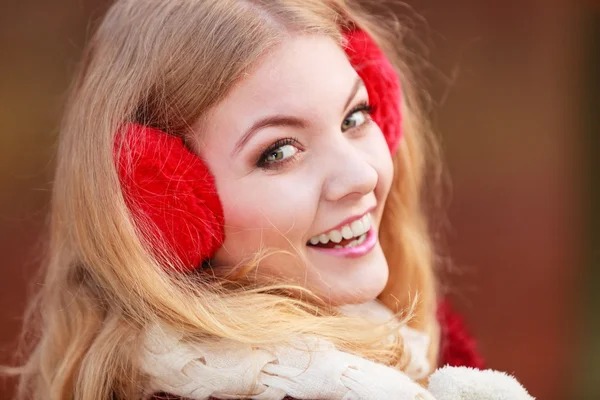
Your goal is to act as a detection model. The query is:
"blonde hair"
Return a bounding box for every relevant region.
[8,0,441,398]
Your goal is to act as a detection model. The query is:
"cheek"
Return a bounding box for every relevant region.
[370,127,395,204]
[213,173,318,264]
[378,149,394,199]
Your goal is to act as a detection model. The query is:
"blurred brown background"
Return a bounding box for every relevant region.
[1,0,598,399]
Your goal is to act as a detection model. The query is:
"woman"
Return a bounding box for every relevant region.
[9,0,482,398]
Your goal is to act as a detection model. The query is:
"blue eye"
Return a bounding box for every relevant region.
[342,103,373,132]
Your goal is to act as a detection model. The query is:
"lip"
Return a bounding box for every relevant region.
[309,206,376,239]
[307,226,377,258]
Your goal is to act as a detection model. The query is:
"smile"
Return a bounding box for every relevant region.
[306,213,377,257]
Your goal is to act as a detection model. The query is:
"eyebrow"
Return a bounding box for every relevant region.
[232,76,364,156]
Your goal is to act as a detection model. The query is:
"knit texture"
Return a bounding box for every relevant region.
[144,327,433,400]
[151,302,485,400]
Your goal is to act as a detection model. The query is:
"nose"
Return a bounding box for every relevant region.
[322,141,378,203]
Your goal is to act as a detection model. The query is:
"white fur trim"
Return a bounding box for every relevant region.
[428,366,535,400]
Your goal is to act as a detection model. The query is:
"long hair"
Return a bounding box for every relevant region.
[8,0,441,398]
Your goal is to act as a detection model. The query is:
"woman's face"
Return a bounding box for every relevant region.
[192,35,394,305]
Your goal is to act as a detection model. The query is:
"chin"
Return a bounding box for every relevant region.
[309,246,390,306]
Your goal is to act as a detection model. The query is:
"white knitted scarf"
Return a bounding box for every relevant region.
[141,301,434,400]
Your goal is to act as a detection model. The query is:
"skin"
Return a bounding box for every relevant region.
[191,34,394,305]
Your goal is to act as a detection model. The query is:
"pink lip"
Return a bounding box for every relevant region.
[307,227,377,258]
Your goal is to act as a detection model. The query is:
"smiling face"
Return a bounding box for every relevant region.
[191,34,394,305]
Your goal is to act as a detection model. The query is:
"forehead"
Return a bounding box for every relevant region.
[204,34,361,127]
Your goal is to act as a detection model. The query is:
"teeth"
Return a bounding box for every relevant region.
[362,214,371,231]
[329,229,342,243]
[308,214,372,246]
[350,219,364,237]
[319,234,329,244]
[341,226,353,240]
[344,233,368,248]
[345,239,358,248]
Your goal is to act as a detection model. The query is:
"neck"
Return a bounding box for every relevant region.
[339,299,395,321]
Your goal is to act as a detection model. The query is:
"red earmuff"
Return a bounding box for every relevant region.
[116,28,402,272]
[116,125,224,271]
[344,28,402,154]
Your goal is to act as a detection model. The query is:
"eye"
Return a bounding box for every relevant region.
[265,144,298,163]
[256,137,302,169]
[342,103,373,132]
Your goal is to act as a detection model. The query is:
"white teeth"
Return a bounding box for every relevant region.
[350,219,364,237]
[345,240,358,248]
[329,229,343,243]
[334,245,342,249]
[361,214,371,231]
[344,233,368,248]
[308,214,373,246]
[341,226,353,240]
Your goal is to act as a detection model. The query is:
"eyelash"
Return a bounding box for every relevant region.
[347,102,375,124]
[256,137,302,169]
[256,102,375,170]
